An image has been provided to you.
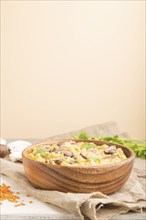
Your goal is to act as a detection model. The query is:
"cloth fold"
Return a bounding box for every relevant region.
[44,121,122,141]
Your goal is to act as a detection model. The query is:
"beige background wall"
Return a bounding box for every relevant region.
[1,1,145,139]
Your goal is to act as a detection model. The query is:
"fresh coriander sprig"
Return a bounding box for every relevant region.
[74,133,146,159]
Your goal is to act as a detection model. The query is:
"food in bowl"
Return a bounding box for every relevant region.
[27,140,127,166]
[23,140,135,194]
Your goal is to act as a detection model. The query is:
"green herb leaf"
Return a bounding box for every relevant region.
[82,142,96,150]
[91,155,101,162]
[74,132,89,139]
[36,148,46,155]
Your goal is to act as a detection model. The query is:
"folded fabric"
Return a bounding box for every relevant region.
[45,121,122,140]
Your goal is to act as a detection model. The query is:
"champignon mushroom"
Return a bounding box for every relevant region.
[104,146,116,155]
[53,159,63,164]
[46,148,51,152]
[62,151,74,157]
[80,153,88,159]
[0,144,9,158]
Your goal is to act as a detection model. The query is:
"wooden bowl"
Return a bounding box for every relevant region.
[22,139,135,195]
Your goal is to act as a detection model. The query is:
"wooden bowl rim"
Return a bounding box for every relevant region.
[22,139,135,169]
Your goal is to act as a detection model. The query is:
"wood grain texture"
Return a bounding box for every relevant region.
[22,139,135,195]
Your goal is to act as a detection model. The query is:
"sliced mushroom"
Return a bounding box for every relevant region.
[104,146,116,155]
[65,151,74,157]
[80,153,88,159]
[46,148,51,152]
[46,147,54,152]
[60,150,74,157]
[53,159,63,164]
[69,161,77,165]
